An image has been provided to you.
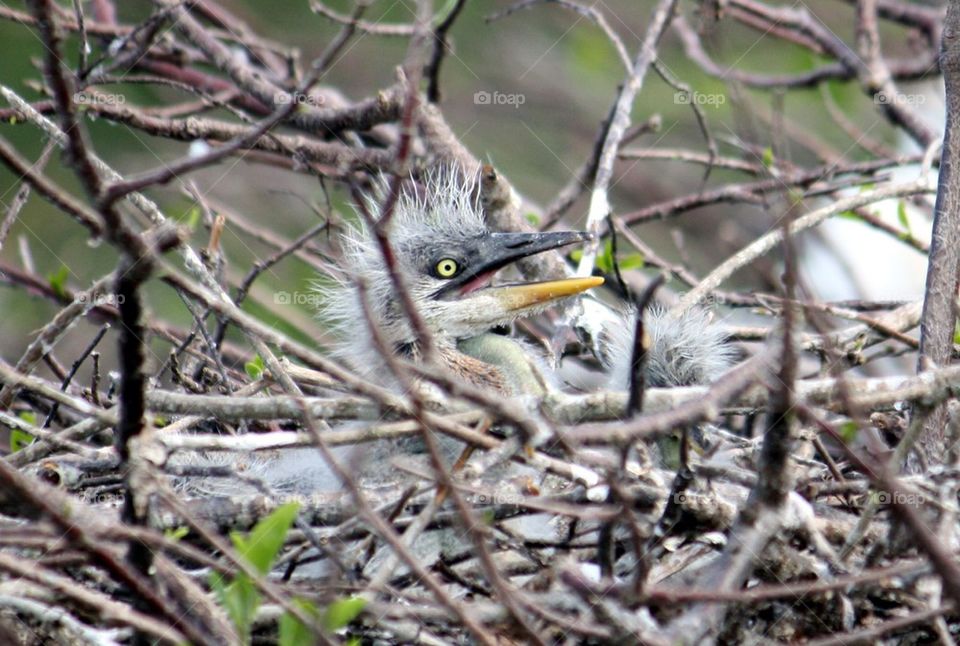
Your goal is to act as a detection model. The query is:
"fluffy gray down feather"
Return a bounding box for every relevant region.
[603,306,736,390]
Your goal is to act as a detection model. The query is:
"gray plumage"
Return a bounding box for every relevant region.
[319,169,735,395]
[173,171,738,578]
[604,306,736,390]
[177,170,602,503]
[319,168,487,381]
[317,168,597,394]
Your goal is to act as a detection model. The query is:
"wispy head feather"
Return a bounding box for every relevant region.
[315,167,600,389]
[315,167,489,380]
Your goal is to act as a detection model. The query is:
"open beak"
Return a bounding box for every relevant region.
[432,230,599,300]
[486,276,605,312]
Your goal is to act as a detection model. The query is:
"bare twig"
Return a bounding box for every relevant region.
[575,0,678,277]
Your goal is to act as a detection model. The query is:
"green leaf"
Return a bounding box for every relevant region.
[211,573,259,643]
[18,411,36,425]
[184,206,202,231]
[596,239,614,274]
[954,321,960,345]
[619,253,645,271]
[209,571,226,597]
[279,598,321,646]
[244,355,265,380]
[569,249,583,263]
[164,526,189,541]
[524,212,540,226]
[839,421,859,444]
[897,200,911,236]
[10,429,35,453]
[231,502,299,575]
[837,210,861,221]
[323,596,366,632]
[48,266,69,299]
[761,147,774,168]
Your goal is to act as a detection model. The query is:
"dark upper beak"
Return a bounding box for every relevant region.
[431,230,592,299]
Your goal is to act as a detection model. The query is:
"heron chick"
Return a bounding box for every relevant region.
[321,170,603,394]
[602,306,737,390]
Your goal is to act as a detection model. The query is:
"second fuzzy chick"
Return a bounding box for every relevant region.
[601,306,736,390]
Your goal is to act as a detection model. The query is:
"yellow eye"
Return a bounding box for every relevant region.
[435,258,459,278]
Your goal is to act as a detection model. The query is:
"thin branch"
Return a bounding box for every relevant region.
[574,0,678,277]
[677,176,936,312]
